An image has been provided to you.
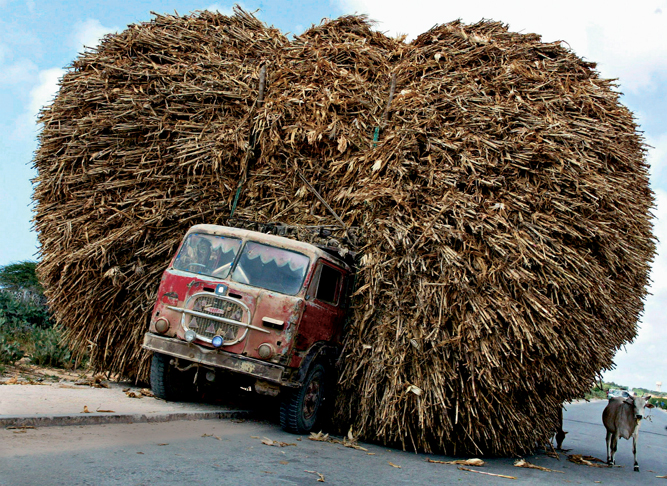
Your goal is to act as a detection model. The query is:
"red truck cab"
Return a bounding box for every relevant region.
[143,224,353,433]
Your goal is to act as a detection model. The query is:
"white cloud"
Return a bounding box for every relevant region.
[337,0,667,93]
[28,67,64,116]
[72,19,118,52]
[13,67,64,140]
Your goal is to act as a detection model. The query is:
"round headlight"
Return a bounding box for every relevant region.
[257,343,274,359]
[184,329,197,343]
[155,318,170,334]
[212,335,224,348]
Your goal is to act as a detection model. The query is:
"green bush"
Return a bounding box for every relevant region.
[0,291,52,331]
[0,261,52,332]
[29,328,72,368]
[0,262,78,370]
[0,333,25,364]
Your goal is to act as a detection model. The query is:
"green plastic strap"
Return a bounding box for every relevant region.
[229,182,243,219]
[372,126,380,147]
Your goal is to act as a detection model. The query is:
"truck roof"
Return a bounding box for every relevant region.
[186,224,353,272]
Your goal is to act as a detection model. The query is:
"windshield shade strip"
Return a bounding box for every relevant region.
[166,305,270,334]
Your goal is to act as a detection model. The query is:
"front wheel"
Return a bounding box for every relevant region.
[150,352,196,401]
[280,364,326,434]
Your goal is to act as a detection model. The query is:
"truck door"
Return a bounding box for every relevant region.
[293,260,346,359]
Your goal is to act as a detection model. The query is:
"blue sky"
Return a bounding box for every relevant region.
[1,0,666,391]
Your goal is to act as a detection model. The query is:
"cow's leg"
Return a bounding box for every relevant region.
[555,406,567,449]
[610,433,619,466]
[605,430,613,465]
[633,432,639,472]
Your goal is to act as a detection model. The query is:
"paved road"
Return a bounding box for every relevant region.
[0,400,665,485]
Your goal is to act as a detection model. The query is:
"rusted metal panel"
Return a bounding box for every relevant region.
[143,333,285,384]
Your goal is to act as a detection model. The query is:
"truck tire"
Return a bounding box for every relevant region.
[150,352,195,401]
[280,363,326,434]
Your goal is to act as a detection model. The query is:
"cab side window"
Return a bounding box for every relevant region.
[315,263,342,305]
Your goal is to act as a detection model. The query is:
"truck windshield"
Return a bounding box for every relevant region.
[231,241,310,295]
[172,233,242,278]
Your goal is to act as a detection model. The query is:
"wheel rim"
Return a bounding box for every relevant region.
[303,375,322,420]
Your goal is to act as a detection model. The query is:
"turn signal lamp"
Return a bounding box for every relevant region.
[258,343,274,359]
[184,330,196,343]
[155,318,170,334]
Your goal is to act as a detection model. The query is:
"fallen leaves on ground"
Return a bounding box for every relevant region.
[305,470,325,482]
[514,459,563,473]
[1,362,87,385]
[309,430,368,451]
[427,458,485,466]
[201,433,221,440]
[82,405,91,413]
[567,455,610,468]
[74,374,109,388]
[124,387,153,398]
[261,437,296,447]
[388,462,401,468]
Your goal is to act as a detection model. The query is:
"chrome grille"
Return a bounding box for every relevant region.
[186,295,245,341]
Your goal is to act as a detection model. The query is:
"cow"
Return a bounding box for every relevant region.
[602,395,654,471]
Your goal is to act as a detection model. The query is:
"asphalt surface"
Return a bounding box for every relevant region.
[0,383,666,485]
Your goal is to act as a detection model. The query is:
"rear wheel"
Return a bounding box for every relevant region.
[150,352,196,401]
[280,364,326,434]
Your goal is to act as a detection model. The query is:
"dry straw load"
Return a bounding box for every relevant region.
[33,9,654,455]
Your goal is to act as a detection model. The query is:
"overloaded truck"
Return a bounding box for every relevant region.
[142,224,354,433]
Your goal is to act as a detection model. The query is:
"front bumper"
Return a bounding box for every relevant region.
[143,333,286,385]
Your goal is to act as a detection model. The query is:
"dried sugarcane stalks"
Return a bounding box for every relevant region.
[32,8,654,456]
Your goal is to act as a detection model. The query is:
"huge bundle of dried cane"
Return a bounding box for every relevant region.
[33,9,654,456]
